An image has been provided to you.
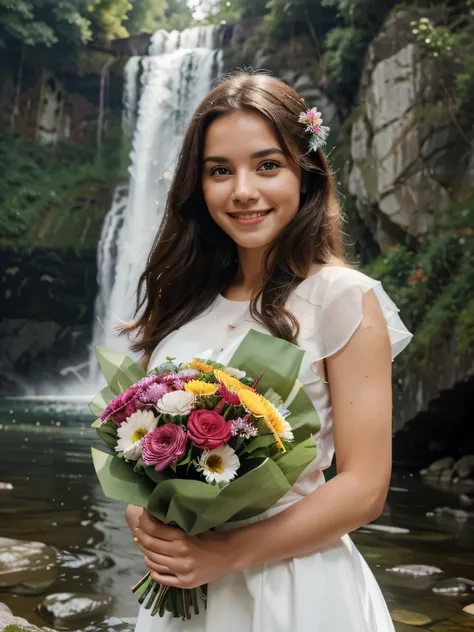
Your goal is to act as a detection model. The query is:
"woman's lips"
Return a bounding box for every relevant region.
[229,210,273,226]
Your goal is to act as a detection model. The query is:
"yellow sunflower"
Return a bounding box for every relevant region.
[213,368,253,393]
[238,390,293,451]
[184,381,218,396]
[190,359,214,373]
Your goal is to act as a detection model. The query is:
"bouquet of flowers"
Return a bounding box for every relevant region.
[90,329,320,620]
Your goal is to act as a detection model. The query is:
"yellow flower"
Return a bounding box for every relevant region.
[190,359,214,373]
[238,390,293,452]
[238,390,268,417]
[184,381,218,396]
[213,368,253,393]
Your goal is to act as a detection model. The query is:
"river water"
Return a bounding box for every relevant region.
[0,397,473,631]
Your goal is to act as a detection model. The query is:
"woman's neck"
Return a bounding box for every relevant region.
[226,246,268,301]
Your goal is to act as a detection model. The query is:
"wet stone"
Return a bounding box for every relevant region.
[0,609,56,632]
[55,550,113,571]
[80,617,134,631]
[0,538,56,595]
[361,524,410,535]
[387,565,444,577]
[433,577,474,597]
[390,609,434,626]
[36,592,113,627]
[434,507,470,521]
[464,604,474,615]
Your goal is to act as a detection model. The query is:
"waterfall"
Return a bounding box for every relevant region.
[88,26,223,383]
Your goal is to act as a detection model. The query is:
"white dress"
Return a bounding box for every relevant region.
[134,266,413,632]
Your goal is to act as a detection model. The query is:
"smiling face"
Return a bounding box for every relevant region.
[201,110,302,253]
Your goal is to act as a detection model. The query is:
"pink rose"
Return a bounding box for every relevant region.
[187,410,232,450]
[142,424,187,471]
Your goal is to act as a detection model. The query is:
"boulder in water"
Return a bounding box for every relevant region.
[0,608,56,632]
[432,577,474,596]
[386,565,443,577]
[36,592,112,627]
[0,538,56,595]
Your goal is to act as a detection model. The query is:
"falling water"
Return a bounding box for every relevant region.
[88,26,223,383]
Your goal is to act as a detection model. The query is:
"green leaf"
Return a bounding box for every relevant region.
[228,330,304,399]
[177,443,194,468]
[91,448,155,509]
[262,387,285,408]
[94,417,118,449]
[286,386,321,440]
[95,346,146,393]
[89,384,117,417]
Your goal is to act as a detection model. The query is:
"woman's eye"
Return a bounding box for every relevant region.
[211,166,230,176]
[259,161,279,172]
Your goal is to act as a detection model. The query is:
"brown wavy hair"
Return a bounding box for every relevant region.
[121,70,345,357]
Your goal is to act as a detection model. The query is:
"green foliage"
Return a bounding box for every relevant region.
[124,0,192,33]
[165,0,193,31]
[0,0,192,50]
[321,0,399,106]
[0,0,118,49]
[0,0,54,47]
[409,16,456,58]
[88,0,132,43]
[363,201,474,364]
[0,0,92,48]
[406,5,474,131]
[0,124,121,249]
[126,0,168,33]
[324,25,370,102]
[193,0,264,25]
[458,299,474,354]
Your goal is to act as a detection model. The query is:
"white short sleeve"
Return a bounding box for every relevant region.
[291,266,413,361]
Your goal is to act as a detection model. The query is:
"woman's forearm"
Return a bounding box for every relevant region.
[228,471,387,571]
[125,504,144,532]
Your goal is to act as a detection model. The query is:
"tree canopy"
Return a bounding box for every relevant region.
[0,0,192,50]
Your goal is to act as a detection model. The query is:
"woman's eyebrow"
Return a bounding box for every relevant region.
[203,147,285,164]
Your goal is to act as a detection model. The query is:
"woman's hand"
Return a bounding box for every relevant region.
[134,510,234,589]
[125,504,144,533]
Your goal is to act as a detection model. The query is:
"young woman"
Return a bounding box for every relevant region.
[123,71,412,632]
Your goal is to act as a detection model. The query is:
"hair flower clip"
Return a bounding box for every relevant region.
[298,107,330,152]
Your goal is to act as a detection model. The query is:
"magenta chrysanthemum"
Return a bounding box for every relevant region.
[101,384,141,425]
[139,382,172,404]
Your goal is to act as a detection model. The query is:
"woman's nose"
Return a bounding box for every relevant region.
[231,172,259,204]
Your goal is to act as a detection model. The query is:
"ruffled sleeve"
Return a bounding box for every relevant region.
[291,266,413,361]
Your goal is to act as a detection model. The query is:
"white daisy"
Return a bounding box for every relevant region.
[223,366,246,380]
[115,409,158,459]
[156,390,195,416]
[196,445,240,484]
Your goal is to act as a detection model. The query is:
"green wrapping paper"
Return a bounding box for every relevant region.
[90,328,321,617]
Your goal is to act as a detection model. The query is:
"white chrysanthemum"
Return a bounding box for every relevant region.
[156,390,195,416]
[116,409,158,459]
[196,446,240,484]
[223,366,246,380]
